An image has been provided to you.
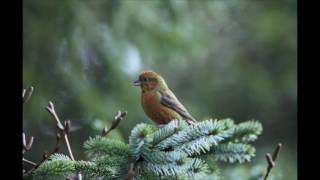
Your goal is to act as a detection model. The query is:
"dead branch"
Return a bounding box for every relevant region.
[101,110,127,137]
[23,86,34,104]
[45,101,82,180]
[22,132,34,154]
[263,143,282,180]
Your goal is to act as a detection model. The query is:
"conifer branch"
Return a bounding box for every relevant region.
[24,87,264,180]
[32,119,263,179]
[126,119,262,178]
[263,143,282,180]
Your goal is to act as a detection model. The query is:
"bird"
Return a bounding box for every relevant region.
[133,70,196,125]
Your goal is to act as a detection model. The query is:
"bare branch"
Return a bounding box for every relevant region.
[23,86,34,104]
[102,111,127,137]
[266,153,274,167]
[45,102,81,180]
[23,101,82,179]
[63,132,75,161]
[45,101,64,130]
[101,127,108,137]
[22,89,26,99]
[64,120,71,134]
[53,133,63,153]
[23,132,34,153]
[26,136,34,150]
[22,133,26,148]
[124,163,136,180]
[23,133,64,178]
[23,151,52,178]
[272,143,282,161]
[263,143,282,180]
[23,158,37,166]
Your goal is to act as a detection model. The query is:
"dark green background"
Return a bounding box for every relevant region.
[23,0,297,179]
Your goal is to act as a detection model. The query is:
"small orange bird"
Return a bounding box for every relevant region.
[134,70,196,125]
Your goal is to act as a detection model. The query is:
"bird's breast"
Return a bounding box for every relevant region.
[141,91,181,124]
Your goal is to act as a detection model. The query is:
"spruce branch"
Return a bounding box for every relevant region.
[23,87,264,180]
[212,143,255,163]
[32,154,75,180]
[30,118,263,179]
[126,119,262,178]
[263,143,282,180]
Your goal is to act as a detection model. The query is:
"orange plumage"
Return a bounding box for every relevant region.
[134,70,196,125]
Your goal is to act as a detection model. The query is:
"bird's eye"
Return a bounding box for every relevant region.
[144,78,148,82]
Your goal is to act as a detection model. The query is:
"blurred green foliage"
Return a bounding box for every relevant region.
[23,0,296,179]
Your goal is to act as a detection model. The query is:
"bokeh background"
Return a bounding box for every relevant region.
[23,0,297,179]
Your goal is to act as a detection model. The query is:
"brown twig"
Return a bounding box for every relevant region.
[22,132,34,154]
[45,101,82,180]
[100,110,131,179]
[23,86,38,177]
[124,163,136,180]
[22,133,35,170]
[23,158,37,166]
[23,152,51,178]
[53,133,63,153]
[23,86,34,104]
[46,102,75,160]
[22,87,64,178]
[22,133,64,178]
[45,101,65,130]
[101,111,127,137]
[263,143,282,180]
[22,100,81,179]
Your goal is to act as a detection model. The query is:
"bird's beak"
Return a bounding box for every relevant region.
[133,80,142,86]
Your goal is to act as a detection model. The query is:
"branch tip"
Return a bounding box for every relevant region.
[263,142,282,180]
[101,110,127,137]
[64,120,71,133]
[22,133,26,146]
[272,143,282,161]
[23,133,34,151]
[265,153,274,167]
[101,127,108,137]
[26,136,34,150]
[22,89,26,98]
[23,86,34,104]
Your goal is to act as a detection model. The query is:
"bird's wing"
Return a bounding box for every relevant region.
[158,90,196,122]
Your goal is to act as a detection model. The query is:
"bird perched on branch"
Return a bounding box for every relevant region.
[134,70,196,125]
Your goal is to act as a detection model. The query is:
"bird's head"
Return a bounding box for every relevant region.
[133,70,168,92]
